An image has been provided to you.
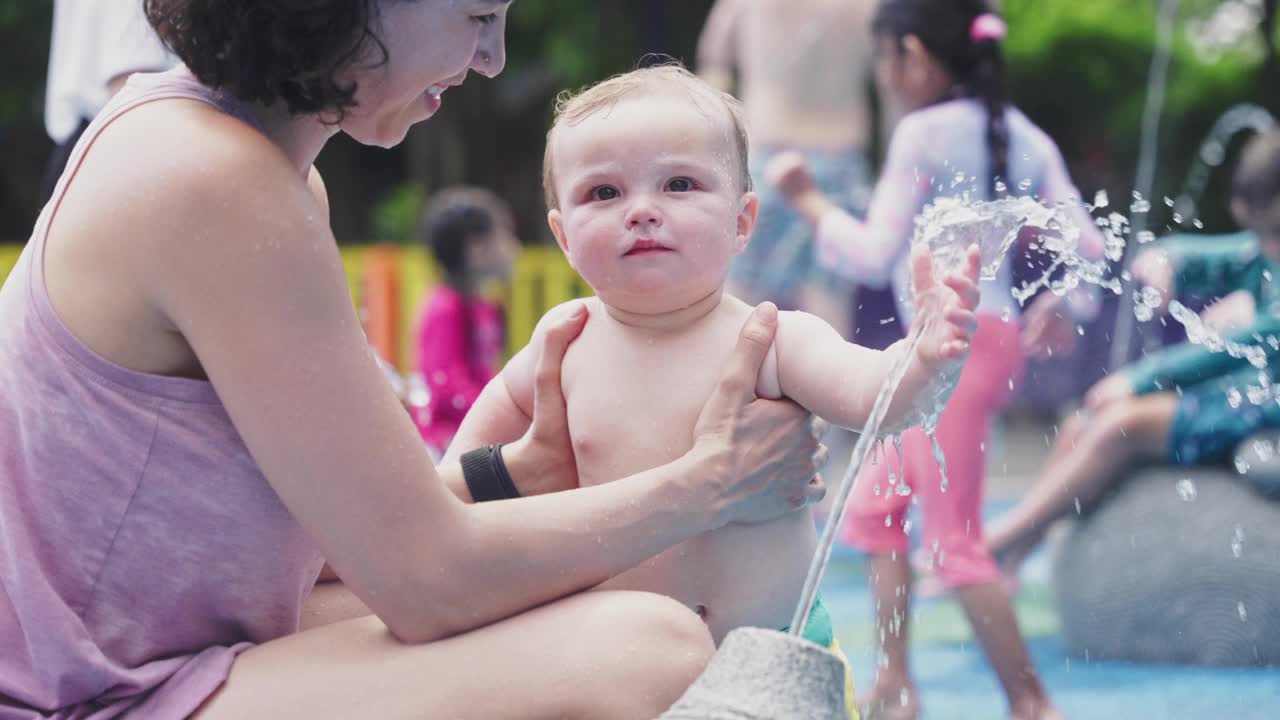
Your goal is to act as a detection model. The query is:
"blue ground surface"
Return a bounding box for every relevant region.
[820,541,1280,719]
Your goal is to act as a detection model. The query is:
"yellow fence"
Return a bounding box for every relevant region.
[0,243,589,371]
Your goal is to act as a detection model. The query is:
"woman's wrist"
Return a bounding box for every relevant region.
[678,439,735,531]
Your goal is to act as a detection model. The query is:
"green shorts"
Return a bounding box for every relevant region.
[781,596,859,719]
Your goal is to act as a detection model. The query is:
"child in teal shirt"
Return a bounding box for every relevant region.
[987,128,1280,575]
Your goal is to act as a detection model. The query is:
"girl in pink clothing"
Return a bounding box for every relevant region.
[413,187,518,455]
[772,1,1104,718]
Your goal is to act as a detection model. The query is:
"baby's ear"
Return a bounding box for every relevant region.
[734,192,759,254]
[547,209,576,269]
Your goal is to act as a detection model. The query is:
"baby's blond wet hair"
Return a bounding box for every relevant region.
[542,62,752,210]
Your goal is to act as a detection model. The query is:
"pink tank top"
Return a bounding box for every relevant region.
[0,70,325,719]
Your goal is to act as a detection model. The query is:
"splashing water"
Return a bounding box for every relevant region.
[1176,478,1198,501]
[790,196,1107,636]
[1167,301,1270,369]
[1110,0,1183,372]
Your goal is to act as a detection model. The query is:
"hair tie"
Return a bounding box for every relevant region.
[970,13,1008,43]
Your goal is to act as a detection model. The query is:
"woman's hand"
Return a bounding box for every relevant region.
[911,244,982,369]
[1021,291,1078,358]
[502,303,590,497]
[692,302,828,525]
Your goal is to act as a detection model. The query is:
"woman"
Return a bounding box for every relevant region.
[0,2,826,718]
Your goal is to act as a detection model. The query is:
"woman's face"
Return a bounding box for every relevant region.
[340,0,513,148]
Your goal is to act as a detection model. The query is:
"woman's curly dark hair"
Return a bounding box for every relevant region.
[144,0,389,118]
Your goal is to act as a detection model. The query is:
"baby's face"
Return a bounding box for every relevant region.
[547,94,756,315]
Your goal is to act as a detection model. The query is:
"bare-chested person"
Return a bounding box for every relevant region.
[697,0,878,337]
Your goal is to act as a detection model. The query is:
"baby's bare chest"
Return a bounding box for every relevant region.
[561,323,742,485]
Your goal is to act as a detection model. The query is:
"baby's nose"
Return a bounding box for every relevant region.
[625,200,663,228]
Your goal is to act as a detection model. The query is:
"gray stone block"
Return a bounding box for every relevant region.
[660,627,849,719]
[1053,466,1280,666]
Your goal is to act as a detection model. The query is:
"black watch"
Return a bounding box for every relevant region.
[460,444,521,502]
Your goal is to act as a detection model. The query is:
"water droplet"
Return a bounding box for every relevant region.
[1176,478,1197,501]
[1226,386,1243,408]
[1238,601,1247,621]
[1017,179,1032,191]
[1136,230,1156,244]
[895,482,912,497]
[1134,304,1154,322]
[900,688,911,707]
[1131,199,1152,214]
[1140,286,1164,308]
[1093,190,1110,209]
[1231,525,1245,558]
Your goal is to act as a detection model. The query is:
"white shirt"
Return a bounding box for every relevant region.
[814,99,1105,325]
[44,0,176,143]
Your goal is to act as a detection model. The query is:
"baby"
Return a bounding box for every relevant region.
[446,65,979,646]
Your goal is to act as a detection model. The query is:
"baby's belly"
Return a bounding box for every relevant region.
[597,507,819,644]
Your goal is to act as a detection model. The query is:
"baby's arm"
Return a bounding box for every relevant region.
[775,312,932,432]
[775,247,980,431]
[774,311,889,429]
[443,301,587,464]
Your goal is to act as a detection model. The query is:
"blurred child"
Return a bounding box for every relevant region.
[987,128,1280,583]
[414,188,519,456]
[769,1,1107,717]
[445,64,984,720]
[697,0,879,339]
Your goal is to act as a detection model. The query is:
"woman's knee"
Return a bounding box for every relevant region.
[573,593,714,718]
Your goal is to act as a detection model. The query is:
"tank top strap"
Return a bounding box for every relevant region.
[29,69,264,285]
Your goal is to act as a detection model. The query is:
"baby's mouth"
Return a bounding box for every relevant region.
[625,239,675,256]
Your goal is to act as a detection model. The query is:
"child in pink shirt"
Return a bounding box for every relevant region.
[413,188,519,455]
[770,2,1105,718]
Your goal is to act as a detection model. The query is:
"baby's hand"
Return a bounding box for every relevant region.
[910,243,981,369]
[765,152,818,202]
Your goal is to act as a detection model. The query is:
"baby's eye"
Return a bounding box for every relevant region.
[666,177,697,192]
[472,13,498,25]
[589,186,620,201]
